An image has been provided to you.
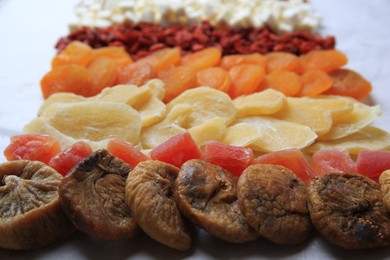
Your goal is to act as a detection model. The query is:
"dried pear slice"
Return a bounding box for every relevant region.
[319,103,381,140]
[237,116,317,152]
[233,89,286,118]
[223,123,261,147]
[0,160,74,250]
[274,96,354,136]
[188,117,227,146]
[126,160,191,251]
[59,149,139,241]
[40,101,142,145]
[166,87,237,128]
[305,126,390,155]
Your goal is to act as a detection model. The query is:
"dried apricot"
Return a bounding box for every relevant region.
[92,46,133,67]
[324,69,372,101]
[265,52,303,74]
[220,53,266,70]
[197,67,231,93]
[51,41,93,68]
[180,47,222,71]
[40,64,92,98]
[137,47,181,72]
[299,50,347,72]
[298,69,333,97]
[259,70,302,96]
[228,64,265,99]
[158,66,198,103]
[116,62,157,86]
[88,57,117,96]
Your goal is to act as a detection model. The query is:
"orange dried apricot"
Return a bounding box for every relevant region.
[92,46,133,67]
[259,70,302,96]
[180,47,222,71]
[197,67,231,93]
[298,69,333,97]
[137,47,181,72]
[228,64,265,99]
[40,64,92,98]
[51,41,93,68]
[116,61,157,86]
[158,66,198,103]
[88,57,117,96]
[265,52,303,74]
[324,69,372,101]
[299,49,348,72]
[220,53,266,70]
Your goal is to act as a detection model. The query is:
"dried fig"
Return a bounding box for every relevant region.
[308,173,390,249]
[379,170,390,212]
[125,160,191,251]
[237,164,312,245]
[59,149,139,241]
[174,159,258,243]
[0,160,74,250]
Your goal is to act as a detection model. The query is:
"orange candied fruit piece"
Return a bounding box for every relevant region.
[298,69,333,97]
[158,66,198,103]
[228,64,265,99]
[116,61,157,86]
[299,49,348,73]
[91,46,133,67]
[88,57,117,96]
[265,52,303,74]
[259,70,302,97]
[324,68,372,101]
[137,47,181,72]
[51,41,93,68]
[40,64,92,98]
[197,67,231,93]
[220,53,266,70]
[180,47,222,71]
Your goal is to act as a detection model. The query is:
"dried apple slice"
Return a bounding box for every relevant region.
[0,160,74,250]
[233,89,286,117]
[237,116,317,152]
[166,87,237,128]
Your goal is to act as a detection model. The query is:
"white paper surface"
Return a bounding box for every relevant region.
[0,0,389,259]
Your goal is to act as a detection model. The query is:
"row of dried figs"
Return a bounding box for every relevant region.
[0,150,389,251]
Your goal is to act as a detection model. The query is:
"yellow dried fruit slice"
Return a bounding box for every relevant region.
[237,116,317,152]
[305,126,390,155]
[94,84,152,107]
[141,123,185,149]
[145,79,166,100]
[188,117,227,146]
[273,96,354,136]
[233,89,286,117]
[40,101,142,145]
[135,96,166,127]
[166,87,237,128]
[319,103,381,140]
[223,123,261,147]
[165,104,193,127]
[37,92,86,116]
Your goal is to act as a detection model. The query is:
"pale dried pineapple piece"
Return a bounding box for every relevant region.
[319,102,381,140]
[166,87,237,128]
[165,104,193,127]
[188,117,227,146]
[233,89,286,117]
[135,96,166,127]
[37,92,86,116]
[273,96,354,136]
[145,79,166,100]
[223,123,261,147]
[93,84,152,107]
[237,116,317,152]
[141,123,185,149]
[305,126,390,155]
[39,101,142,145]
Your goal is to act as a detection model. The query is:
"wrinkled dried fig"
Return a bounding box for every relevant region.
[174,159,258,243]
[59,149,139,241]
[308,173,390,249]
[125,160,191,251]
[0,160,74,250]
[379,170,390,212]
[237,164,312,245]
